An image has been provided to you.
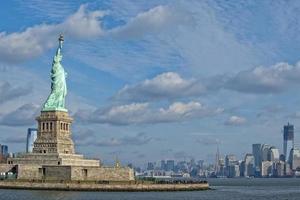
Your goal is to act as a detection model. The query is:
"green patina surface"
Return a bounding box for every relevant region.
[43,35,68,112]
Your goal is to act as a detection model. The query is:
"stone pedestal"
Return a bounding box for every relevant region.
[33,111,74,154]
[8,111,100,167]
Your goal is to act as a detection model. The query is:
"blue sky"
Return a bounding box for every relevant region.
[1,0,300,167]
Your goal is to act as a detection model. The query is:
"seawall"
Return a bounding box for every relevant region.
[0,181,209,191]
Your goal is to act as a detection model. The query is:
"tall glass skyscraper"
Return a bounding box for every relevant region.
[252,144,262,168]
[283,123,294,161]
[26,128,38,153]
[1,145,8,157]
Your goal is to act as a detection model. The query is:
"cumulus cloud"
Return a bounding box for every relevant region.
[75,101,222,126]
[0,5,106,63]
[114,61,300,102]
[0,4,184,63]
[225,115,246,126]
[90,103,149,125]
[0,81,32,104]
[0,103,40,126]
[63,5,106,38]
[157,101,222,123]
[225,62,300,94]
[114,72,206,101]
[111,5,190,38]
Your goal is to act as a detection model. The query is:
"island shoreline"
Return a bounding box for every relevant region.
[0,181,210,192]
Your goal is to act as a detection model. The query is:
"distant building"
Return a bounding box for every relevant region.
[240,161,245,176]
[198,160,204,170]
[176,161,188,173]
[166,160,175,171]
[285,163,293,176]
[244,154,255,177]
[225,154,237,167]
[268,146,280,162]
[147,162,155,170]
[217,158,225,177]
[261,144,271,162]
[225,154,238,177]
[283,123,294,162]
[1,145,8,157]
[261,161,273,177]
[190,159,196,167]
[26,128,37,153]
[160,160,166,170]
[273,161,285,177]
[288,148,300,171]
[252,144,262,168]
[228,164,240,178]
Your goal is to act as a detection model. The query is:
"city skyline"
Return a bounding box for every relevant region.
[134,123,300,178]
[2,1,300,166]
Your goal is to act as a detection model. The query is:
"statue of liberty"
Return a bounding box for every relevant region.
[42,34,68,112]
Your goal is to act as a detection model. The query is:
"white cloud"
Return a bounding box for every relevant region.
[110,5,189,38]
[114,61,300,103]
[0,5,105,63]
[226,62,300,94]
[75,101,222,125]
[93,103,149,125]
[0,1,260,86]
[63,5,106,38]
[115,72,206,101]
[225,115,246,126]
[157,101,223,122]
[0,4,185,64]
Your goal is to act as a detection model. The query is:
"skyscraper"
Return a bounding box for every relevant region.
[160,160,166,170]
[215,145,220,174]
[283,123,294,161]
[26,128,38,153]
[261,144,271,162]
[225,154,239,177]
[225,154,237,167]
[198,160,204,170]
[268,146,280,162]
[252,144,262,168]
[261,161,273,177]
[244,154,255,177]
[147,162,155,170]
[1,145,8,157]
[288,148,300,171]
